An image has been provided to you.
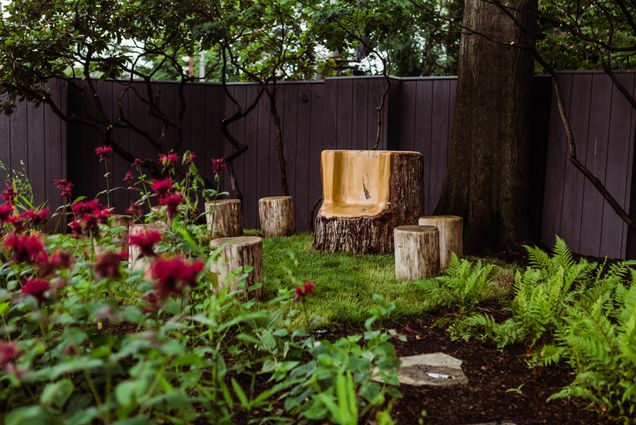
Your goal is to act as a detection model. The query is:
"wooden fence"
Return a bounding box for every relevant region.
[1,73,635,258]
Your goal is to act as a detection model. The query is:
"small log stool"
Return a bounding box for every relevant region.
[210,236,263,299]
[394,225,440,280]
[128,222,168,271]
[259,196,295,237]
[205,199,242,239]
[418,215,463,269]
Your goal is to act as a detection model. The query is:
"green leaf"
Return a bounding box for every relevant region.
[231,378,250,409]
[5,406,60,425]
[115,379,149,409]
[41,379,75,410]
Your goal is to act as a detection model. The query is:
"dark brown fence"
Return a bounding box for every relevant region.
[2,73,636,258]
[0,79,68,231]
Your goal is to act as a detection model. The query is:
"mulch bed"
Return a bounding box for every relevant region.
[384,317,608,425]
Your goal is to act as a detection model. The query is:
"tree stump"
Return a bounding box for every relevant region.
[210,236,263,299]
[205,199,242,239]
[418,215,463,269]
[314,150,423,254]
[394,225,440,280]
[259,196,295,237]
[128,222,168,272]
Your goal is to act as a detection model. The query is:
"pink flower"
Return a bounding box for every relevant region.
[4,232,45,263]
[294,281,315,302]
[68,219,82,237]
[50,250,73,269]
[150,257,203,302]
[159,192,184,218]
[70,200,110,236]
[211,157,228,175]
[1,184,17,204]
[0,203,13,223]
[151,179,173,197]
[95,251,126,279]
[129,229,162,257]
[123,170,135,183]
[18,208,49,227]
[133,158,144,168]
[54,179,74,199]
[159,152,180,169]
[71,199,101,216]
[21,277,50,302]
[0,341,21,369]
[95,145,113,161]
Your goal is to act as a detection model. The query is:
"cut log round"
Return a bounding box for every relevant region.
[210,236,263,299]
[128,222,168,272]
[394,225,440,280]
[418,215,463,269]
[259,196,295,237]
[205,199,242,239]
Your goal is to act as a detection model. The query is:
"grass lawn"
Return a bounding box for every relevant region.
[260,233,515,328]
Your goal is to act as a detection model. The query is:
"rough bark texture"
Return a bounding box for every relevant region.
[435,0,537,253]
[419,215,463,269]
[259,196,295,237]
[209,236,263,299]
[128,222,168,272]
[205,199,243,239]
[394,225,440,280]
[314,152,423,254]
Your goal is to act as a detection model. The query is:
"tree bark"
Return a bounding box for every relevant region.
[435,0,538,253]
[209,236,263,299]
[419,215,463,269]
[259,196,295,237]
[205,199,243,239]
[394,225,440,280]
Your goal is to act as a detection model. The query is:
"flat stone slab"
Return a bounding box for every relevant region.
[397,352,468,387]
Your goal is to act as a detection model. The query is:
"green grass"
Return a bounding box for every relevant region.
[260,233,457,327]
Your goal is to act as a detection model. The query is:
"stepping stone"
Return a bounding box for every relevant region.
[397,352,468,387]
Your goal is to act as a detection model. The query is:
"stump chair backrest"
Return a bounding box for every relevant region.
[320,150,394,217]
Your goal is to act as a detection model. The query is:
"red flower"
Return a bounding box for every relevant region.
[1,184,18,204]
[54,179,74,199]
[95,251,126,279]
[133,158,144,168]
[0,341,21,369]
[159,192,184,218]
[18,208,49,227]
[129,229,162,257]
[4,232,45,263]
[127,202,144,217]
[68,219,82,237]
[151,179,173,197]
[211,157,228,175]
[95,145,113,161]
[150,257,203,302]
[0,203,13,223]
[21,277,50,302]
[50,250,73,269]
[123,170,135,183]
[70,200,110,236]
[159,152,180,169]
[294,281,315,302]
[71,199,101,216]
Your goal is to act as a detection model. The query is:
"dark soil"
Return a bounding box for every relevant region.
[385,317,608,425]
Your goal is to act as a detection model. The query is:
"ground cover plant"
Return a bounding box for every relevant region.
[0,150,401,425]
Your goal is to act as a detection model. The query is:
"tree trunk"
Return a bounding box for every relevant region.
[209,236,263,299]
[205,199,243,239]
[419,215,463,269]
[259,196,295,237]
[394,225,440,280]
[268,87,290,196]
[435,0,538,253]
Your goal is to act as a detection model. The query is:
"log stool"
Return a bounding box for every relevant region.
[259,196,295,237]
[418,215,463,269]
[394,225,440,280]
[128,222,168,271]
[205,199,242,239]
[210,236,263,299]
